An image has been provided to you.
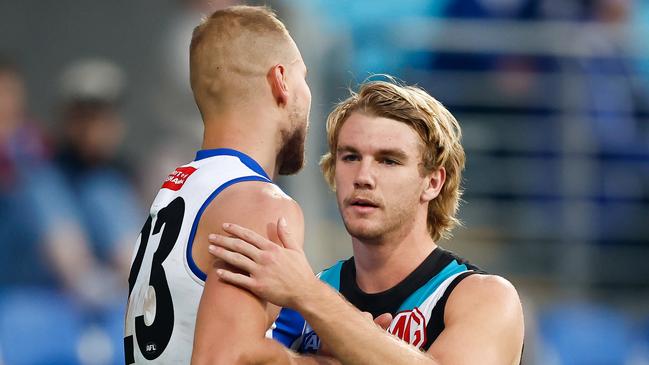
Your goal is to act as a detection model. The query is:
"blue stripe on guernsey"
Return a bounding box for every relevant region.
[186,175,272,281]
[272,308,306,348]
[319,260,345,291]
[194,148,271,180]
[397,260,468,311]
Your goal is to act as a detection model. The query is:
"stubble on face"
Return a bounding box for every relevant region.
[339,188,420,244]
[277,97,308,175]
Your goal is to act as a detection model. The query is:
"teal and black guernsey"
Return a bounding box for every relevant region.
[268,247,483,352]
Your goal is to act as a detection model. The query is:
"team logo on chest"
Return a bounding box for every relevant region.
[388,308,427,348]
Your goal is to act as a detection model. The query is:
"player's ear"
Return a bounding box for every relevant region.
[421,167,445,203]
[268,64,288,107]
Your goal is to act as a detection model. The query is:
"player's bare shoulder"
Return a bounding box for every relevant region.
[447,274,523,322]
[447,273,524,357]
[215,181,303,227]
[194,181,304,264]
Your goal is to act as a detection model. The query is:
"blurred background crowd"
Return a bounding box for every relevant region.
[1,0,648,364]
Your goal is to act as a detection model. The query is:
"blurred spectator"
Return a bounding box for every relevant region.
[0,54,144,365]
[46,58,142,310]
[0,55,139,306]
[0,57,97,296]
[0,55,56,286]
[0,56,46,189]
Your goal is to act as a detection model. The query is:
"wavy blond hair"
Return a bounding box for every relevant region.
[320,79,465,242]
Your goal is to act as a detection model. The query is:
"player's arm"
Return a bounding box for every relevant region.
[248,271,523,365]
[298,275,523,365]
[240,338,341,365]
[190,181,304,365]
[426,274,524,364]
[208,223,524,365]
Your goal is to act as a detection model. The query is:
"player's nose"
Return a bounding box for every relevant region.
[353,160,375,189]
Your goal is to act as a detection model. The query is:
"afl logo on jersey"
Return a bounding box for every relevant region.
[144,342,158,356]
[162,166,197,191]
[388,308,427,348]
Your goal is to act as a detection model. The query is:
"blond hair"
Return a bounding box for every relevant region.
[189,6,294,116]
[320,80,465,242]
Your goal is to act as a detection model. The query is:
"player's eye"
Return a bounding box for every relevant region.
[341,153,360,162]
[380,158,400,166]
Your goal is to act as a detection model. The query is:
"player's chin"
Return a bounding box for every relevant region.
[342,218,383,241]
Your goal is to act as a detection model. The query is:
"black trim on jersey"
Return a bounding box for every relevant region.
[340,247,455,318]
[339,246,485,352]
[124,336,134,364]
[423,271,477,349]
[418,249,484,350]
[422,249,484,350]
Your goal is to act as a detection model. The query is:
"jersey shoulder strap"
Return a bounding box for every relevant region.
[318,260,346,291]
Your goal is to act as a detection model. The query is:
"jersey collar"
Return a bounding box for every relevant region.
[195,148,270,180]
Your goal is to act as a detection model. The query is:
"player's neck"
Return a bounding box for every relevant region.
[201,110,283,179]
[351,226,437,294]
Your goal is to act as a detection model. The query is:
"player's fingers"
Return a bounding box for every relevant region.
[374,313,393,330]
[277,217,300,251]
[222,223,272,250]
[361,311,374,321]
[208,245,257,274]
[208,234,261,261]
[215,269,255,290]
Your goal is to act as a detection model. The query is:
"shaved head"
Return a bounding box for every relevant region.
[190,6,299,118]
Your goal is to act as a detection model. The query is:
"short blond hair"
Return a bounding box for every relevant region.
[189,6,294,116]
[320,80,466,242]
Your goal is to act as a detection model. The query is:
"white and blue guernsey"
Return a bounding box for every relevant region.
[124,148,279,364]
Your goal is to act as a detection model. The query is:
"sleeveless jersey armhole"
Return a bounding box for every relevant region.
[184,175,273,283]
[424,271,477,348]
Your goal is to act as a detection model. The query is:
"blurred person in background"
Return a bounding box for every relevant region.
[44,58,142,310]
[0,55,55,286]
[0,56,106,298]
[209,80,525,365]
[0,55,132,365]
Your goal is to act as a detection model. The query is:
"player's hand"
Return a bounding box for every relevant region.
[318,312,393,357]
[207,217,319,309]
[374,312,394,330]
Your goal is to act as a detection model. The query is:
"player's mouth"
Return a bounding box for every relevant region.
[348,197,380,214]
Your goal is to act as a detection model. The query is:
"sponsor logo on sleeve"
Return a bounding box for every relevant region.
[388,307,427,349]
[161,166,197,191]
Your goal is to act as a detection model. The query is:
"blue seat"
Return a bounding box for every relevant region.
[538,302,632,365]
[97,304,126,365]
[628,317,649,364]
[0,288,82,365]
